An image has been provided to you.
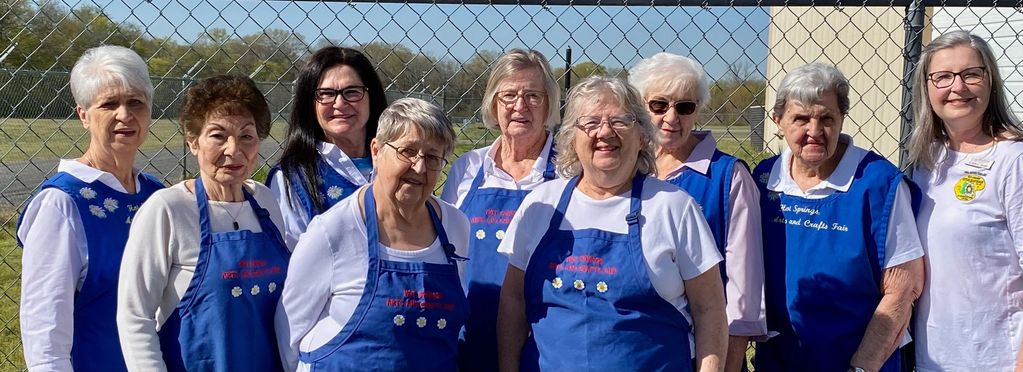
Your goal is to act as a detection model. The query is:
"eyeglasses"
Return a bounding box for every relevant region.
[384,142,448,171]
[647,99,698,116]
[496,90,546,107]
[314,86,368,104]
[928,67,987,89]
[575,114,638,134]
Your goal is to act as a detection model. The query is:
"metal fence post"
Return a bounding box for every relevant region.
[899,0,925,170]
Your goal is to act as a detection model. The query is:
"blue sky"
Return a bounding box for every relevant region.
[97,0,770,79]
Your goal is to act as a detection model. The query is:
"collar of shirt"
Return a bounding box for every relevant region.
[481,133,554,184]
[317,141,372,184]
[767,133,867,197]
[663,130,717,179]
[58,158,142,193]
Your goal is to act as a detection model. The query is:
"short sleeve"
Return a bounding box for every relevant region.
[883,180,925,268]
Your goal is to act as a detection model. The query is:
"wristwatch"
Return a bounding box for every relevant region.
[848,367,867,372]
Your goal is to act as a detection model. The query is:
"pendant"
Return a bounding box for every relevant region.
[233,221,240,230]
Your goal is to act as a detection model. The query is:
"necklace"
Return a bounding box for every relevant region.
[221,202,246,230]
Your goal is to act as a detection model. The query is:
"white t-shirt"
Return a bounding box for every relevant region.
[18,159,149,372]
[440,134,556,207]
[498,176,723,328]
[913,140,1023,371]
[278,187,470,372]
[268,141,371,249]
[116,180,288,372]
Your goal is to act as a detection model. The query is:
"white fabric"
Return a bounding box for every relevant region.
[116,180,288,372]
[498,177,723,328]
[18,159,145,372]
[913,140,1023,371]
[268,141,371,249]
[277,188,470,372]
[765,134,925,269]
[440,134,555,206]
[664,131,767,337]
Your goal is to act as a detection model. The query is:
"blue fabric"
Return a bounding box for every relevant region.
[458,150,556,372]
[664,149,743,285]
[16,171,163,372]
[158,177,290,372]
[521,174,693,372]
[298,187,468,371]
[351,156,374,180]
[267,154,361,218]
[751,152,913,372]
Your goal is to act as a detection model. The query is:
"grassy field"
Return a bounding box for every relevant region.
[0,212,23,371]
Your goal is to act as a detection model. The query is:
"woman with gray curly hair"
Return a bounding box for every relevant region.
[907,30,1023,371]
[751,63,924,372]
[496,75,727,371]
[280,98,471,371]
[439,49,561,372]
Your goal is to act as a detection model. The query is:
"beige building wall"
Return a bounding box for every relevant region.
[764,7,908,162]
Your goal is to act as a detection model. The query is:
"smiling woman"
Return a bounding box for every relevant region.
[279,98,470,372]
[116,75,291,372]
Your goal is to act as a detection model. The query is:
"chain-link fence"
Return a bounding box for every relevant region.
[1,0,1021,369]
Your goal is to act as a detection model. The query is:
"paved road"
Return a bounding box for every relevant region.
[0,144,283,210]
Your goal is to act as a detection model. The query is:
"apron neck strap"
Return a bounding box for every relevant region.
[364,186,463,264]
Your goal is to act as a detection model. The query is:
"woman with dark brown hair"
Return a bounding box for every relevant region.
[268,46,389,247]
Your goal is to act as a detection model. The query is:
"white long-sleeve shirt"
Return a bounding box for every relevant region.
[116,180,288,372]
[268,142,371,249]
[17,159,149,372]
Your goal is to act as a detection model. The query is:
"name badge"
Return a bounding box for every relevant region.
[965,158,994,170]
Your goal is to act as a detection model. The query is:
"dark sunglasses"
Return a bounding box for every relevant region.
[647,99,697,116]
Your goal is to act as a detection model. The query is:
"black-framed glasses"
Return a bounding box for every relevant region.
[928,66,987,89]
[384,142,448,171]
[495,90,546,107]
[314,86,368,104]
[647,99,698,116]
[575,114,638,134]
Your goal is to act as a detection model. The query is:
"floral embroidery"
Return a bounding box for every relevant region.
[495,230,506,240]
[596,281,608,293]
[250,285,260,296]
[768,192,780,201]
[758,173,770,185]
[231,286,242,297]
[327,186,343,199]
[573,279,585,290]
[475,229,485,240]
[551,277,563,289]
[416,317,427,328]
[268,282,277,293]
[437,318,447,329]
[89,205,107,218]
[79,187,97,199]
[103,197,118,212]
[393,315,406,326]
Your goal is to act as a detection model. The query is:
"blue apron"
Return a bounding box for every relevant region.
[267,154,364,218]
[298,186,469,371]
[458,149,556,371]
[17,171,163,372]
[158,177,290,371]
[521,174,693,371]
[751,152,916,372]
[665,149,743,285]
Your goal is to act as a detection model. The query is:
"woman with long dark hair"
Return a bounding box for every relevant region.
[268,46,388,247]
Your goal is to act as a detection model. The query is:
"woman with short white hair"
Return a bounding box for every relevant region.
[629,52,766,372]
[280,98,471,371]
[752,63,924,372]
[17,45,163,372]
[497,76,727,371]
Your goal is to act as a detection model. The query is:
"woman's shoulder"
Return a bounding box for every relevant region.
[641,176,699,208]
